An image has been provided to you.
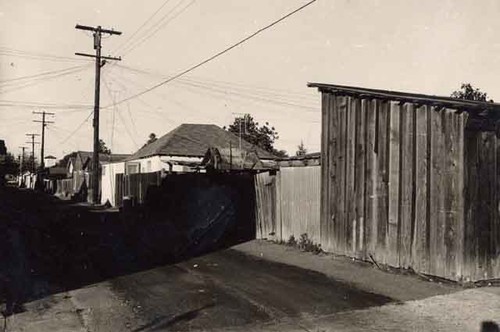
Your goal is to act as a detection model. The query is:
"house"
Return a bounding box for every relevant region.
[58,151,130,201]
[201,147,278,171]
[44,155,57,168]
[308,82,500,282]
[124,123,277,174]
[101,123,278,206]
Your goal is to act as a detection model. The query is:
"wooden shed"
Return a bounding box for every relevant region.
[308,83,500,282]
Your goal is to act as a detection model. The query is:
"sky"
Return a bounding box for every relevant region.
[1,0,500,161]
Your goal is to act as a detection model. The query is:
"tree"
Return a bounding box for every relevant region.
[98,139,111,155]
[296,140,307,157]
[225,114,286,156]
[143,133,158,147]
[451,83,494,102]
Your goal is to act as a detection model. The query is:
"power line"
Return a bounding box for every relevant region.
[104,0,317,108]
[114,63,318,103]
[121,0,196,56]
[0,64,88,85]
[112,0,173,54]
[0,46,89,63]
[0,65,91,94]
[59,111,93,144]
[0,99,92,110]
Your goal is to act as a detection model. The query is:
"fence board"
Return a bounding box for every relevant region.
[337,95,348,254]
[412,105,429,273]
[346,97,357,254]
[355,99,366,258]
[387,102,400,267]
[429,107,445,277]
[365,99,377,258]
[321,92,331,251]
[375,100,389,264]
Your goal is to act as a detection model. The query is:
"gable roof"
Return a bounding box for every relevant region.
[128,124,278,160]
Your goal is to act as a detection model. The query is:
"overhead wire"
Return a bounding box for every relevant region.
[103,0,317,108]
[0,64,89,85]
[59,111,93,145]
[0,65,92,94]
[104,68,195,123]
[0,46,89,63]
[120,0,197,57]
[112,0,174,54]
[102,75,139,149]
[115,63,318,103]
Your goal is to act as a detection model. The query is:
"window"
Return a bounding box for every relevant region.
[126,162,140,174]
[146,160,152,172]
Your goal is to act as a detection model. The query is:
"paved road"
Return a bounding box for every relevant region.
[108,249,392,331]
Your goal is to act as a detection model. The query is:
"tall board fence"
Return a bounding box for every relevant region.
[312,84,500,282]
[255,166,321,244]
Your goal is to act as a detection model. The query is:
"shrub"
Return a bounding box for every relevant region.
[287,235,297,247]
[298,233,322,254]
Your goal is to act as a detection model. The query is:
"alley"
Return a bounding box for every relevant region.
[1,187,499,332]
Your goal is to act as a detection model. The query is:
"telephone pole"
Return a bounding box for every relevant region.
[25,134,40,172]
[33,110,55,169]
[19,146,27,174]
[75,24,121,204]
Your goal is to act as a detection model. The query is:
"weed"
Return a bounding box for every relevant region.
[298,233,322,254]
[287,235,297,247]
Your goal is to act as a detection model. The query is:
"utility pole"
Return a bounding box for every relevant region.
[18,146,26,174]
[33,110,55,169]
[25,134,40,172]
[75,24,121,204]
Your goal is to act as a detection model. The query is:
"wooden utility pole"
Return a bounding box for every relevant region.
[33,110,55,169]
[25,134,40,172]
[75,24,121,204]
[18,146,26,174]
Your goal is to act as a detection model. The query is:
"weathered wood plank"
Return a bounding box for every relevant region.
[329,94,339,252]
[346,97,357,255]
[429,107,445,278]
[399,103,414,268]
[375,100,389,264]
[320,92,330,250]
[355,98,366,258]
[463,127,478,281]
[365,99,378,258]
[387,101,400,267]
[337,95,348,254]
[494,124,500,278]
[477,131,496,279]
[455,112,466,280]
[413,104,429,273]
[444,110,463,280]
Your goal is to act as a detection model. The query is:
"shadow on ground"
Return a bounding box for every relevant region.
[0,173,256,314]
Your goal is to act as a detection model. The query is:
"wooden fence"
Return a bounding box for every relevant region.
[319,91,500,282]
[255,166,321,244]
[115,172,162,207]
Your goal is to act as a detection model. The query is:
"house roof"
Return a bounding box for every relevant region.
[308,83,500,113]
[45,155,57,159]
[76,151,131,164]
[127,124,278,160]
